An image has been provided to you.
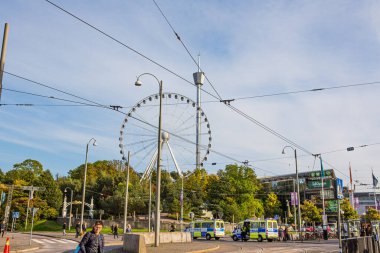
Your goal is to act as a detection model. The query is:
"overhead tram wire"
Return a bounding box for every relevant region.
[152,2,353,180]
[232,81,380,101]
[43,0,218,101]
[2,87,98,107]
[4,72,276,176]
[152,0,222,100]
[6,71,379,106]
[150,1,314,154]
[4,71,106,108]
[44,1,350,178]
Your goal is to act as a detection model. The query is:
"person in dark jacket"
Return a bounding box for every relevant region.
[62,222,67,236]
[113,224,118,239]
[75,222,81,238]
[79,220,104,253]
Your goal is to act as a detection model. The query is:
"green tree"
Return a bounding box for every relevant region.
[365,207,380,221]
[4,160,62,223]
[340,198,359,220]
[206,164,263,222]
[264,192,282,218]
[301,200,322,225]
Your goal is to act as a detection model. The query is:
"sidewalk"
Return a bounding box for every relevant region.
[107,242,219,253]
[0,233,39,253]
[29,231,124,246]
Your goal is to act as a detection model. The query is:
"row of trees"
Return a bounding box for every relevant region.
[0,159,367,227]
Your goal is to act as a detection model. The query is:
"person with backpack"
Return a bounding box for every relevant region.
[79,220,105,253]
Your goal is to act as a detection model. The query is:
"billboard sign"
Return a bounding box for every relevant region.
[336,178,344,199]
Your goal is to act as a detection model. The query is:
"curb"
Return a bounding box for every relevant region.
[10,247,40,253]
[105,242,123,246]
[186,245,220,253]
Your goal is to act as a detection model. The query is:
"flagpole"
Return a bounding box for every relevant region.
[349,162,354,209]
[373,169,378,212]
[320,156,327,240]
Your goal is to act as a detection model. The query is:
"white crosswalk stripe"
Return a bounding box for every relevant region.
[32,238,78,245]
[41,239,56,244]
[51,239,67,243]
[31,239,44,244]
[61,239,78,244]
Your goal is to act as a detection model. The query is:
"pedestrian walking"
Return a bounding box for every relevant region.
[82,222,87,234]
[75,221,81,238]
[126,224,132,233]
[79,220,105,253]
[62,222,67,236]
[241,225,247,241]
[278,226,283,241]
[113,224,119,239]
[0,221,5,238]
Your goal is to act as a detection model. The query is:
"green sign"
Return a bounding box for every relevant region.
[326,200,338,212]
[307,179,331,189]
[309,170,332,178]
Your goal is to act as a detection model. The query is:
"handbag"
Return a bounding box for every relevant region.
[74,245,81,253]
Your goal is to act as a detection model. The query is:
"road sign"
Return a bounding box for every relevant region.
[12,211,19,219]
[336,178,344,199]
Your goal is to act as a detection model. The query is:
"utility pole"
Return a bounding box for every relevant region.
[24,186,45,229]
[0,23,9,103]
[123,152,130,233]
[193,55,205,169]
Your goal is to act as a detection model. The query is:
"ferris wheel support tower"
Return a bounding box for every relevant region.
[193,57,205,170]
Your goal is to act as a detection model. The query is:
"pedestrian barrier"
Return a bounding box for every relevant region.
[2,237,10,253]
[342,236,380,253]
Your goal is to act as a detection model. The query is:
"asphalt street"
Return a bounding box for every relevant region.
[0,233,340,253]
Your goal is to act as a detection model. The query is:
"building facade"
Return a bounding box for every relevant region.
[260,169,344,223]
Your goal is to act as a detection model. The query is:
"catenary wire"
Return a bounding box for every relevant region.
[43,1,316,167]
[4,73,275,175]
[152,0,223,100]
[3,87,98,106]
[40,1,351,179]
[43,0,219,101]
[150,1,354,180]
[233,81,380,101]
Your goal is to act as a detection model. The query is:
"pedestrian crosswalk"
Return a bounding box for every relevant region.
[32,238,78,245]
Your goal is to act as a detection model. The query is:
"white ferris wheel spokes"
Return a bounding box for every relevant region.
[119,92,212,178]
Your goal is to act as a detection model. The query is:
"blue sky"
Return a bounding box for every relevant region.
[1,0,380,190]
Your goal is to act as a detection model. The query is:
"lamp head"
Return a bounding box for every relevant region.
[93,140,97,146]
[282,149,285,154]
[135,79,142,87]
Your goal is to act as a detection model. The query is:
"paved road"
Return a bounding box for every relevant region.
[188,238,340,253]
[31,234,122,253]
[116,237,341,253]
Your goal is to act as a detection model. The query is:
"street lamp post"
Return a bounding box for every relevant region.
[80,138,97,234]
[135,73,163,247]
[282,146,302,237]
[64,187,73,231]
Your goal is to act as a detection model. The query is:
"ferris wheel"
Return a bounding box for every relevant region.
[119,92,212,178]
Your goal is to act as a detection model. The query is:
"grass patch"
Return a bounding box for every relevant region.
[31,219,62,231]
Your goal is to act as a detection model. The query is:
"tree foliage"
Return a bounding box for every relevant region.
[340,198,359,220]
[301,200,322,224]
[364,207,380,221]
[264,192,282,218]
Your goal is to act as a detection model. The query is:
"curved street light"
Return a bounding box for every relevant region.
[80,138,97,233]
[282,146,302,237]
[135,73,162,247]
[64,187,73,231]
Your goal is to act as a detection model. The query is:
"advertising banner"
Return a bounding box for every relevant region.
[290,192,298,205]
